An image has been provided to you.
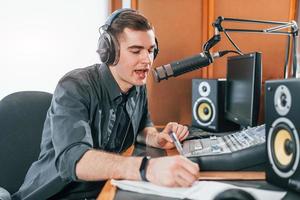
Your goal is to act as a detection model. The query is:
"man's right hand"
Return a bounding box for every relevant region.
[145,155,199,187]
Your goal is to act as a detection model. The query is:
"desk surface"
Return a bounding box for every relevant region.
[97,144,300,200]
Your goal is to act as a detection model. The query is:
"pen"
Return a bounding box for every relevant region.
[169,132,184,155]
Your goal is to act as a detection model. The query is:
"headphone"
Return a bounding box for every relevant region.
[97,8,159,65]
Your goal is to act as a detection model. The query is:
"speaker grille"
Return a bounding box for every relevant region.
[267,117,300,178]
[193,97,215,126]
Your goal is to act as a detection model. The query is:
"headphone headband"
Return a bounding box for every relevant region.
[104,8,135,30]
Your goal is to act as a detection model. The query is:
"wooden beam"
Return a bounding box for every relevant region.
[289,0,297,20]
[131,0,138,10]
[207,0,215,78]
[109,0,122,13]
[286,0,298,77]
[202,0,215,78]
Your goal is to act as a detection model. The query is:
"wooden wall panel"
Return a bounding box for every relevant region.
[109,0,122,12]
[210,0,296,123]
[138,0,204,125]
[211,0,293,80]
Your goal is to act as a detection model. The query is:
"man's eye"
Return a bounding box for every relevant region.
[130,49,140,54]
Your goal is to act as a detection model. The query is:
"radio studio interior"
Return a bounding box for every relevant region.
[1,1,300,200]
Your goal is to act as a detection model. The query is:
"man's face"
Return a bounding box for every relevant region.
[110,28,156,92]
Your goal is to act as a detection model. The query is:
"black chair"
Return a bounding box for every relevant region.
[0,91,52,195]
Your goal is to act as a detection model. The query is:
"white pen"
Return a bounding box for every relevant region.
[169,132,184,155]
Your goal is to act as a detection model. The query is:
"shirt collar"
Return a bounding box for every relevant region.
[98,63,140,103]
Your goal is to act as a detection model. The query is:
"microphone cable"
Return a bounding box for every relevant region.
[223,29,244,55]
[213,50,242,58]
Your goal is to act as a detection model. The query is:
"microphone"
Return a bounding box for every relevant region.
[152,52,213,82]
[152,50,239,82]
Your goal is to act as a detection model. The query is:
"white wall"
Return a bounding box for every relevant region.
[0,0,108,100]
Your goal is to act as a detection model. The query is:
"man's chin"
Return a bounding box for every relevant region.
[134,79,147,86]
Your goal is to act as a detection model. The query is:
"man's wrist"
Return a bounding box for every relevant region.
[143,127,160,147]
[139,156,151,181]
[153,132,161,148]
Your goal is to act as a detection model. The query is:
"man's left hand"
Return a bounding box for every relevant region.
[156,122,189,149]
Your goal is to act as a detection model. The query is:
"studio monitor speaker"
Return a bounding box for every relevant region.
[192,79,239,132]
[265,78,300,193]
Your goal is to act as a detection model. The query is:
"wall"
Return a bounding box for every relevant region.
[133,0,297,126]
[0,0,108,100]
[138,0,205,125]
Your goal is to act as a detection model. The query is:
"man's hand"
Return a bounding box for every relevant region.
[157,122,189,149]
[146,155,199,187]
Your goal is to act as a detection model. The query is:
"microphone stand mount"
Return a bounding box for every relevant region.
[203,16,299,78]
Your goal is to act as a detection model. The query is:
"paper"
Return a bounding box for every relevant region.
[111,179,286,200]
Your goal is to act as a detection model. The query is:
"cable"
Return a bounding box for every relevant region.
[218,50,242,56]
[223,30,244,55]
[212,50,242,59]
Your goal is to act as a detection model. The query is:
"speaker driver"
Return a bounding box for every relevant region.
[268,117,300,178]
[274,85,291,116]
[193,97,215,126]
[197,101,213,123]
[198,81,211,97]
[273,125,295,170]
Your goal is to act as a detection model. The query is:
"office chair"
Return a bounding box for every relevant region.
[0,91,52,195]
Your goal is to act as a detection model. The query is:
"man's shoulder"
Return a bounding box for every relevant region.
[59,64,100,84]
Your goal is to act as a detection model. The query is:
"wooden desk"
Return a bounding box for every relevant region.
[97,145,266,200]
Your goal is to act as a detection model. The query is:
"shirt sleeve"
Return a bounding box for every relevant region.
[50,76,93,182]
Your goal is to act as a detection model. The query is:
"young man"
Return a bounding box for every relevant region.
[13,9,199,200]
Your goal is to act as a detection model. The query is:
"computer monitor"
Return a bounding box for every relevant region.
[225,52,262,128]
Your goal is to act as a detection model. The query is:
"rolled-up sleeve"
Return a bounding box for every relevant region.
[50,77,93,181]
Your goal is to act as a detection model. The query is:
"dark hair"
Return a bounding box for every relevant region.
[109,11,154,40]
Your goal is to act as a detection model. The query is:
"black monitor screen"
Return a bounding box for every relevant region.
[225,52,261,128]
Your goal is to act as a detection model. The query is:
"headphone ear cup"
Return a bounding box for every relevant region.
[97,32,111,64]
[97,31,120,65]
[153,37,159,60]
[153,48,158,60]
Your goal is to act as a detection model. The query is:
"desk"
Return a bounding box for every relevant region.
[97,144,300,200]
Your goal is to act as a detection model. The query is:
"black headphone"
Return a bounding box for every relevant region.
[97,8,159,65]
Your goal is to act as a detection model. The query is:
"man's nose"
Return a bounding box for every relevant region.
[141,50,152,64]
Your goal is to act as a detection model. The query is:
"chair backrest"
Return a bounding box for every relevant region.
[0,91,52,194]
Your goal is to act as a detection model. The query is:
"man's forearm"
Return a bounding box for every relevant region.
[75,149,143,181]
[138,127,161,148]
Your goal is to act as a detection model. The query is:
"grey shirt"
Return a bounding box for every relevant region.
[13,64,153,200]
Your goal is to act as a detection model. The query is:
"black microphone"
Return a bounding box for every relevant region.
[152,52,213,82]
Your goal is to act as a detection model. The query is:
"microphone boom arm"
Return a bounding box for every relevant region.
[213,16,298,35]
[152,16,299,82]
[213,16,299,78]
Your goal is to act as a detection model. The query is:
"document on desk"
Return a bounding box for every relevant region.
[111,179,286,200]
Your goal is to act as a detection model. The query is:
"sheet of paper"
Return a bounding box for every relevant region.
[111,179,286,200]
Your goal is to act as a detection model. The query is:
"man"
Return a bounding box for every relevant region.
[13,8,199,200]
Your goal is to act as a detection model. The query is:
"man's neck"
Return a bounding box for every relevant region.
[109,66,133,93]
